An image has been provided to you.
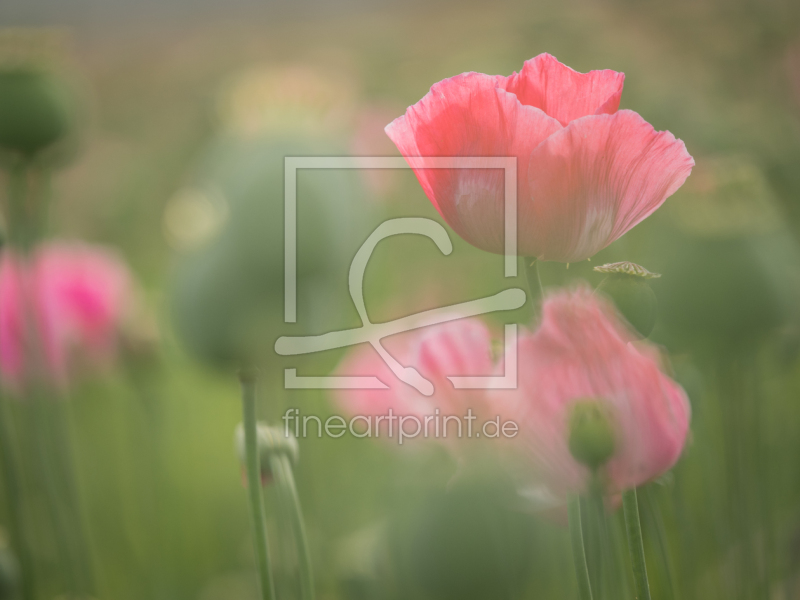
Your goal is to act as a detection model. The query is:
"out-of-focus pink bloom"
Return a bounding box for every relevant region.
[0,242,133,393]
[385,53,694,262]
[496,287,690,497]
[334,317,495,439]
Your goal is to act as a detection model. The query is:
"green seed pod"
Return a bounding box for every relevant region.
[169,67,376,369]
[235,422,299,484]
[595,261,660,338]
[0,68,73,156]
[169,135,374,368]
[567,399,617,470]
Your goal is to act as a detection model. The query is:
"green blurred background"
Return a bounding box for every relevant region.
[2,0,800,598]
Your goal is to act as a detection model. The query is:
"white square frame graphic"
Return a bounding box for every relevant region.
[282,156,519,391]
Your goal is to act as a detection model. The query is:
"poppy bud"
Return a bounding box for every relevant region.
[594,261,660,337]
[567,399,617,471]
[0,68,73,157]
[235,422,299,486]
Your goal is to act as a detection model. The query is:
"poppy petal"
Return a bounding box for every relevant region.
[522,109,694,261]
[386,72,561,253]
[504,53,625,125]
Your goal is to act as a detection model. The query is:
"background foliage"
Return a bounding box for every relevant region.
[2,0,800,598]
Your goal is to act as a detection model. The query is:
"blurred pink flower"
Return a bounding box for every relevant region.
[0,242,133,393]
[385,53,694,262]
[496,287,690,497]
[333,317,495,440]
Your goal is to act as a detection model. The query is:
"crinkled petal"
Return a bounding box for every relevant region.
[504,53,625,126]
[386,73,561,254]
[523,110,694,261]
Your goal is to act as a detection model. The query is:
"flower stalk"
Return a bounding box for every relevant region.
[6,161,50,252]
[31,391,83,594]
[524,258,544,313]
[0,166,37,600]
[5,162,97,595]
[0,395,35,600]
[270,453,315,600]
[239,370,276,600]
[568,494,594,600]
[623,488,652,600]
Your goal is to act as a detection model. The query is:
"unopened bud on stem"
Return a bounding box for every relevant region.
[235,422,299,486]
[568,399,617,471]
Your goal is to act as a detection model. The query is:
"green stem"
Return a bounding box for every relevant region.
[271,454,315,600]
[623,488,651,600]
[47,399,96,594]
[0,396,36,600]
[16,245,82,593]
[641,486,678,600]
[239,370,275,600]
[524,258,544,313]
[586,475,620,599]
[32,392,82,594]
[7,160,52,251]
[7,162,30,249]
[568,495,594,600]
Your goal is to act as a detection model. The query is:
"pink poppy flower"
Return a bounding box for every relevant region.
[333,317,495,442]
[385,53,694,262]
[495,287,690,497]
[0,242,133,393]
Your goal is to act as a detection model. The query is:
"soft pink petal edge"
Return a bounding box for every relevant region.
[524,109,694,261]
[505,53,626,125]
